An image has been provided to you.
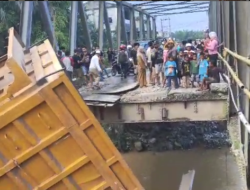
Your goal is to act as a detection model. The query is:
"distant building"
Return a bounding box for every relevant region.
[83,2,150,40]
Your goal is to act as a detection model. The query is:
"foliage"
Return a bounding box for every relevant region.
[171,30,204,42]
[0,1,99,56]
[0,2,21,55]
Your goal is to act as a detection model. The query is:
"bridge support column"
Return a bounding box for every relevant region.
[152,17,156,40]
[139,12,145,41]
[78,1,92,51]
[130,8,137,44]
[146,15,151,40]
[103,2,113,50]
[38,2,58,51]
[116,2,122,49]
[69,1,78,55]
[98,1,104,50]
[20,1,33,48]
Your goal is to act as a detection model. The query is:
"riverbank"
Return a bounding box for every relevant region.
[103,121,231,152]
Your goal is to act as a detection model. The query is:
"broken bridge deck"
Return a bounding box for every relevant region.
[79,76,229,123]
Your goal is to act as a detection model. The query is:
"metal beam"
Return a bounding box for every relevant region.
[148,4,209,15]
[141,1,189,9]
[70,1,78,55]
[130,8,137,43]
[152,17,156,40]
[120,1,150,17]
[143,2,208,10]
[78,1,92,51]
[121,5,128,44]
[20,1,33,48]
[153,9,208,16]
[146,15,151,40]
[88,100,228,124]
[139,12,145,41]
[103,2,113,49]
[117,2,122,50]
[98,1,104,50]
[37,1,58,51]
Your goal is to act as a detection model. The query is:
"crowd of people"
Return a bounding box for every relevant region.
[58,46,116,89]
[57,30,224,92]
[134,30,225,91]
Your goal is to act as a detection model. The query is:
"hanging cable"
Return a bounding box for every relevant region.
[223,73,250,133]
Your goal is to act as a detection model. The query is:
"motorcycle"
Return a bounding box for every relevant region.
[111,57,121,76]
[111,57,136,77]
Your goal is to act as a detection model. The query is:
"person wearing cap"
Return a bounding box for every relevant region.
[184,43,195,60]
[89,50,102,89]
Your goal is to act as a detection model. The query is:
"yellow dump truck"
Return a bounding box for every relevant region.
[0,28,143,190]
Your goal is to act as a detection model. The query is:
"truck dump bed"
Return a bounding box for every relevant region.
[0,28,143,190]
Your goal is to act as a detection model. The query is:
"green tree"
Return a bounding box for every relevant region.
[171,30,204,41]
[0,1,97,56]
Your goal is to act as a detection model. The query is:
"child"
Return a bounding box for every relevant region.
[202,60,224,90]
[181,54,191,88]
[177,51,184,85]
[197,52,209,90]
[184,43,195,60]
[204,50,210,61]
[190,54,199,88]
[165,55,179,89]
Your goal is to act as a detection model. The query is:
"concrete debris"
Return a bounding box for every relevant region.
[210,83,228,94]
[120,85,227,103]
[134,141,143,152]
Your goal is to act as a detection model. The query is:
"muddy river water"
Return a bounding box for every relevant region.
[123,148,243,190]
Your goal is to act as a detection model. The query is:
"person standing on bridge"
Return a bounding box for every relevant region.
[146,41,154,85]
[165,55,178,89]
[89,50,102,89]
[130,43,139,75]
[206,31,219,66]
[137,47,147,88]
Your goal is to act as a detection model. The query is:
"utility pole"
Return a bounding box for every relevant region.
[161,18,171,37]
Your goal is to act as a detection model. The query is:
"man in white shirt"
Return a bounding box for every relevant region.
[61,50,73,81]
[89,50,102,89]
[146,41,154,84]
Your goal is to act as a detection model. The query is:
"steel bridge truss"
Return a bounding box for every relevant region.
[19,1,208,54]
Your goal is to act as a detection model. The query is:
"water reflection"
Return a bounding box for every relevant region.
[123,148,243,190]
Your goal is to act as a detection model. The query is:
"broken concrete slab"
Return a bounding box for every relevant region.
[120,86,228,103]
[210,83,228,94]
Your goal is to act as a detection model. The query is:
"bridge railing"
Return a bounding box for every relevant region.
[218,48,250,170]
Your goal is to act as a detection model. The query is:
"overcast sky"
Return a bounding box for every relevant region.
[129,1,209,32]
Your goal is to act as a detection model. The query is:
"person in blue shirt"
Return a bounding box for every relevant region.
[197,52,209,90]
[165,55,179,89]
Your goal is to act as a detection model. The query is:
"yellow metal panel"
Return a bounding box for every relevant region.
[0,27,144,190]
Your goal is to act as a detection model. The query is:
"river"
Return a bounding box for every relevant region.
[123,148,243,190]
